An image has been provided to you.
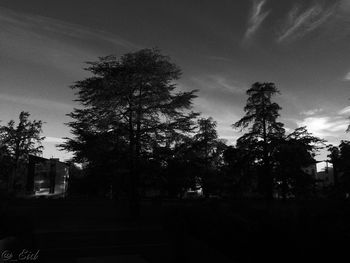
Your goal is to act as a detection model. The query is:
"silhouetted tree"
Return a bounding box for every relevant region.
[328,141,350,197]
[149,133,197,198]
[193,117,217,196]
[327,144,340,188]
[61,48,198,215]
[61,113,129,197]
[274,127,324,199]
[0,111,44,192]
[234,82,285,199]
[339,141,350,195]
[223,144,258,198]
[0,142,12,191]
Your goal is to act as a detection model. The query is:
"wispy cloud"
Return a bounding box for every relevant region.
[295,105,350,146]
[277,3,335,43]
[191,75,246,95]
[0,7,139,76]
[205,56,233,63]
[0,93,74,111]
[338,106,350,115]
[44,137,66,143]
[300,108,323,116]
[312,0,350,41]
[243,0,270,43]
[344,72,350,81]
[297,116,347,138]
[294,109,350,164]
[338,0,350,14]
[0,7,137,49]
[295,103,350,147]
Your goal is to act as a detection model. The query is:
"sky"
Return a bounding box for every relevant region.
[0,0,349,168]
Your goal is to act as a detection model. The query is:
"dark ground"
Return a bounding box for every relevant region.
[1,197,350,263]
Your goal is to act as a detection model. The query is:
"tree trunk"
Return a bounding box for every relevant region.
[128,108,140,219]
[128,85,143,219]
[262,117,273,200]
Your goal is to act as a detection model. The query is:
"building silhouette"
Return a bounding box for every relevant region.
[26,155,69,197]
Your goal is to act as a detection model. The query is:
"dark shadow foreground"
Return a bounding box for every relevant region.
[1,197,350,262]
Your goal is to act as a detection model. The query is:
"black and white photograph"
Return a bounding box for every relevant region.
[0,0,350,262]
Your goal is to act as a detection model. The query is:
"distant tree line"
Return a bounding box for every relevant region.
[57,48,350,209]
[1,48,350,206]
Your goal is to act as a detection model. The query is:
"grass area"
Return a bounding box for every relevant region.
[1,197,350,262]
[167,199,350,262]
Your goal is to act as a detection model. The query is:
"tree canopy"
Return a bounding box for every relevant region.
[0,111,45,191]
[234,82,284,199]
[61,48,199,213]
